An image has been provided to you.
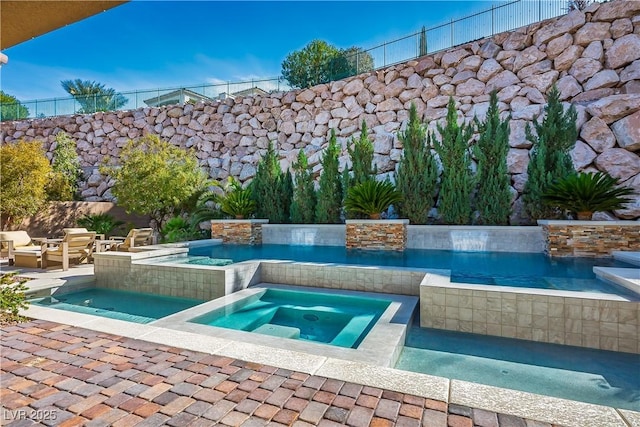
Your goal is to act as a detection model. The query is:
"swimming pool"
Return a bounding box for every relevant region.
[396,317,640,411]
[189,244,637,297]
[190,288,392,348]
[32,288,205,324]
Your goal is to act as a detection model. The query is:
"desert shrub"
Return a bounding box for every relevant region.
[0,140,52,228]
[0,273,29,325]
[46,132,83,201]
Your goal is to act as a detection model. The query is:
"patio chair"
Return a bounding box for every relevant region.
[0,231,44,265]
[41,231,96,271]
[110,228,154,252]
[63,227,105,240]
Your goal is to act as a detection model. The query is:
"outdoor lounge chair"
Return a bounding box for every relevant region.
[0,231,44,265]
[41,231,96,271]
[63,227,105,240]
[110,228,154,252]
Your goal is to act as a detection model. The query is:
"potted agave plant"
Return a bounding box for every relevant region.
[344,179,403,219]
[541,172,635,220]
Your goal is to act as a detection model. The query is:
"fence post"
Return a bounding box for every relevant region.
[491,4,495,35]
[383,42,387,67]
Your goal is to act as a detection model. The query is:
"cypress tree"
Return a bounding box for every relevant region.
[344,120,377,219]
[251,141,291,223]
[474,91,512,225]
[523,86,577,220]
[395,103,438,224]
[291,150,317,224]
[433,97,475,225]
[315,129,343,224]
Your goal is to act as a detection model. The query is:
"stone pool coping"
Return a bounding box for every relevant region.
[18,283,638,427]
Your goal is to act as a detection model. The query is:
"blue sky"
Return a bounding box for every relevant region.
[1,1,507,102]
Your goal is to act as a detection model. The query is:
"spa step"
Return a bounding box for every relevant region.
[253,324,301,339]
[593,267,640,296]
[612,251,640,267]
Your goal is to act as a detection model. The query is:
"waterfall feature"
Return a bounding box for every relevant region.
[449,230,489,252]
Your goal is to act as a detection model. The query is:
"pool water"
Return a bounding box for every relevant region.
[32,288,204,324]
[191,288,391,348]
[396,317,640,411]
[189,244,637,298]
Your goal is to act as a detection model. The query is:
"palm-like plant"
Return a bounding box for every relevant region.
[61,79,128,113]
[77,213,124,235]
[344,179,403,219]
[542,172,635,220]
[219,178,256,219]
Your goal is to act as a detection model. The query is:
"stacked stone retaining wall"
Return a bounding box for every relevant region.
[1,0,639,222]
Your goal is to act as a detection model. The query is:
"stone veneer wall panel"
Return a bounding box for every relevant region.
[345,220,408,251]
[539,220,640,257]
[2,0,640,222]
[211,220,268,245]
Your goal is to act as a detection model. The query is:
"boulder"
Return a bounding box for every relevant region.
[513,46,546,72]
[343,79,364,96]
[507,148,530,174]
[497,85,521,103]
[594,0,640,22]
[384,79,407,98]
[478,40,501,59]
[611,110,640,151]
[572,88,616,103]
[511,173,528,192]
[568,58,602,83]
[556,75,582,101]
[503,31,529,50]
[580,117,616,152]
[296,89,316,103]
[583,70,620,91]
[571,140,597,169]
[451,70,476,85]
[605,34,640,69]
[582,41,603,61]
[517,59,552,80]
[554,45,584,72]
[585,94,640,123]
[614,174,640,219]
[546,34,573,59]
[376,98,404,112]
[523,70,559,93]
[611,18,633,39]
[486,70,520,92]
[441,49,471,68]
[574,22,611,46]
[508,120,533,149]
[533,10,585,46]
[407,73,423,89]
[456,79,485,97]
[595,148,640,181]
[476,59,503,82]
[239,163,256,181]
[373,134,393,154]
[620,60,640,83]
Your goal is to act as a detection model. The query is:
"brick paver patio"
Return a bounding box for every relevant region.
[1,320,559,426]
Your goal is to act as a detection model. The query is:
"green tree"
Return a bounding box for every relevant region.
[0,91,29,121]
[395,103,438,224]
[474,91,512,225]
[343,121,377,219]
[433,98,475,225]
[281,40,341,88]
[523,86,577,220]
[0,140,52,228]
[252,142,292,223]
[46,131,83,201]
[328,47,375,81]
[291,150,317,224]
[315,130,343,223]
[100,134,208,230]
[61,79,128,114]
[419,26,427,56]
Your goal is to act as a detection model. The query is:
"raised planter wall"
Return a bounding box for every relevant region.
[210,219,268,245]
[346,219,409,251]
[539,220,640,257]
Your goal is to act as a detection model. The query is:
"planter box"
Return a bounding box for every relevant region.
[211,219,269,245]
[538,220,640,257]
[346,219,409,251]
